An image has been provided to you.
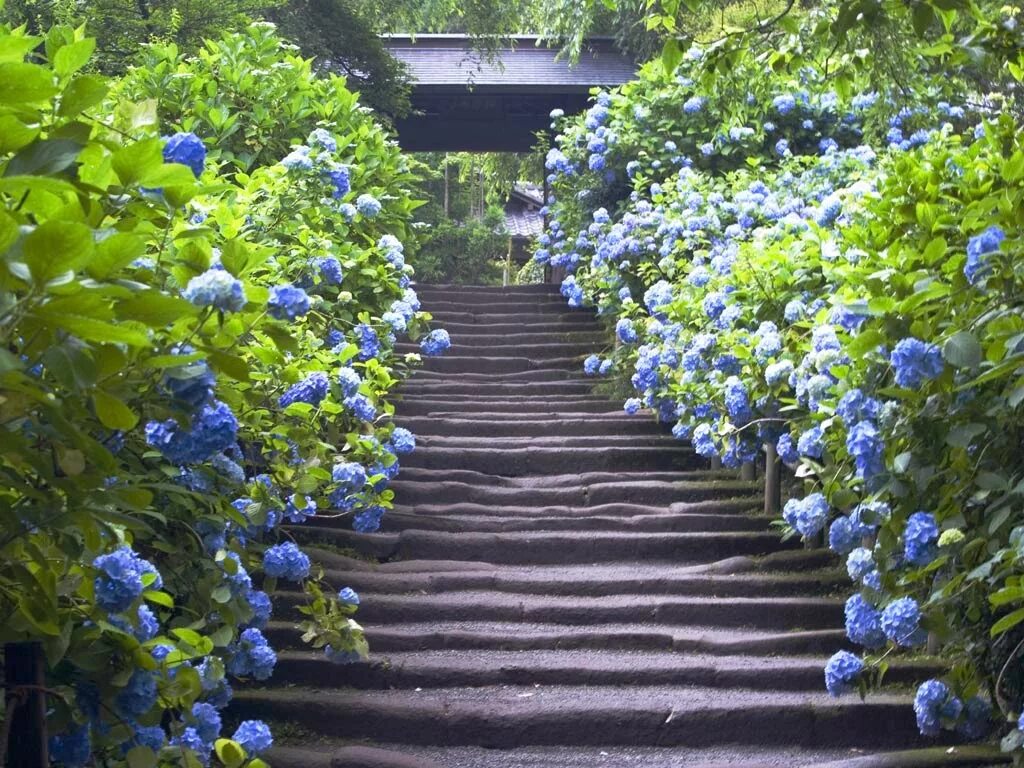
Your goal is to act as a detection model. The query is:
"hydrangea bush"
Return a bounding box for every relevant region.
[0,21,440,767]
[537,12,1024,754]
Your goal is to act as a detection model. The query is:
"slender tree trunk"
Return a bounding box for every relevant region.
[443,155,449,218]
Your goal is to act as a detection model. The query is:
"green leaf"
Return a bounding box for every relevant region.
[943,331,982,369]
[214,739,247,768]
[143,590,173,608]
[58,74,109,118]
[4,138,83,177]
[87,233,147,279]
[0,115,40,153]
[205,349,250,381]
[53,38,95,77]
[111,139,164,187]
[0,62,58,103]
[990,606,1024,637]
[19,220,93,286]
[946,422,986,449]
[34,307,151,346]
[116,292,198,326]
[125,745,157,768]
[661,39,683,76]
[93,390,138,430]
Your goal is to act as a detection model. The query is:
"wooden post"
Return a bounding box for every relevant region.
[710,456,722,470]
[764,442,781,516]
[443,155,449,218]
[740,461,755,481]
[5,642,48,768]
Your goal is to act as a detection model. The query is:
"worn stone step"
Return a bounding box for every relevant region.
[425,300,588,315]
[428,311,599,326]
[397,416,665,437]
[401,446,700,474]
[395,400,619,416]
[378,510,769,534]
[316,564,840,597]
[233,685,927,749]
[389,497,757,519]
[263,620,849,656]
[409,367,583,382]
[415,435,681,451]
[441,331,608,346]
[399,341,597,358]
[413,283,560,296]
[416,355,583,375]
[435,320,603,337]
[399,380,597,396]
[387,478,755,506]
[266,649,939,692]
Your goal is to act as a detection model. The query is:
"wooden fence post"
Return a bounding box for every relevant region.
[763,442,781,516]
[4,642,48,768]
[740,461,756,481]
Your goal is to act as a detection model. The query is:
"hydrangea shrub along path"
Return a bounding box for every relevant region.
[230,284,985,768]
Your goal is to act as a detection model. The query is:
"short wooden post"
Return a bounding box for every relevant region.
[763,443,781,515]
[740,461,756,481]
[5,642,48,768]
[709,456,722,470]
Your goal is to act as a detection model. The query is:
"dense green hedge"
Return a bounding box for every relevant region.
[0,21,442,767]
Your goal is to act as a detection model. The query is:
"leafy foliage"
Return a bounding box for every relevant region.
[0,20,436,767]
[537,4,1024,754]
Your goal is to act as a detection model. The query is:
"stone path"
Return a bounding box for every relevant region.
[238,284,953,768]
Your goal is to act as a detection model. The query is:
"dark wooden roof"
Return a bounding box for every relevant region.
[382,35,636,92]
[380,35,637,151]
[505,183,544,240]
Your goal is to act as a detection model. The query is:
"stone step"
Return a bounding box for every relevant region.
[233,685,927,750]
[387,478,755,507]
[415,435,681,450]
[435,319,603,336]
[441,331,608,346]
[315,564,841,597]
[397,416,666,437]
[389,497,758,518]
[398,380,597,396]
[425,300,586,314]
[265,619,849,656]
[428,311,598,326]
[399,341,597,358]
[408,367,583,382]
[413,283,560,296]
[416,355,583,375]
[378,510,769,534]
[265,649,940,692]
[400,446,700,474]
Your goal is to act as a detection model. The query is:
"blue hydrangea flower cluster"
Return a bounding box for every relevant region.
[844,593,885,648]
[354,323,381,360]
[227,628,277,680]
[262,542,310,581]
[145,400,238,465]
[390,427,416,454]
[279,371,329,408]
[183,269,247,312]
[890,337,943,388]
[93,546,162,614]
[914,680,961,736]
[880,596,926,646]
[420,329,451,356]
[267,284,311,320]
[782,493,829,537]
[824,650,863,696]
[964,225,1004,285]
[163,132,206,177]
[233,720,273,755]
[903,511,939,566]
[115,669,158,717]
[356,194,382,217]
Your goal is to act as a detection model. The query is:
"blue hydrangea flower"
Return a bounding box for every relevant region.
[783,493,829,537]
[354,323,381,360]
[356,194,382,217]
[244,588,272,629]
[344,392,376,421]
[904,511,939,566]
[964,225,1004,285]
[116,670,157,717]
[391,427,416,454]
[846,420,885,479]
[828,516,857,555]
[93,546,161,614]
[624,398,642,415]
[824,650,863,696]
[183,270,246,312]
[890,337,943,388]
[420,329,451,356]
[353,505,385,533]
[776,433,798,464]
[227,628,277,680]
[279,371,329,408]
[914,679,961,736]
[162,349,216,408]
[337,368,362,399]
[584,354,601,375]
[333,461,367,490]
[49,725,91,768]
[722,376,751,423]
[325,645,362,664]
[797,425,824,459]
[847,547,875,582]
[267,284,311,321]
[314,256,344,285]
[163,132,206,177]
[308,128,337,152]
[692,423,718,458]
[683,95,705,114]
[881,596,926,646]
[145,400,238,465]
[124,723,164,753]
[326,166,350,199]
[191,702,222,744]
[765,360,794,387]
[958,695,992,740]
[845,593,885,648]
[644,280,673,314]
[338,587,360,605]
[262,542,310,581]
[281,146,313,170]
[783,299,806,323]
[773,93,796,114]
[616,318,637,344]
[233,720,273,756]
[284,494,316,524]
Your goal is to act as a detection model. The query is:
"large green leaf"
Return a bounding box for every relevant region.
[0,62,58,103]
[3,138,83,177]
[943,330,982,369]
[19,220,94,286]
[93,390,139,430]
[116,292,198,326]
[58,74,109,118]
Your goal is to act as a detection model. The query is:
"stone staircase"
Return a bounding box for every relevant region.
[235,283,957,768]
